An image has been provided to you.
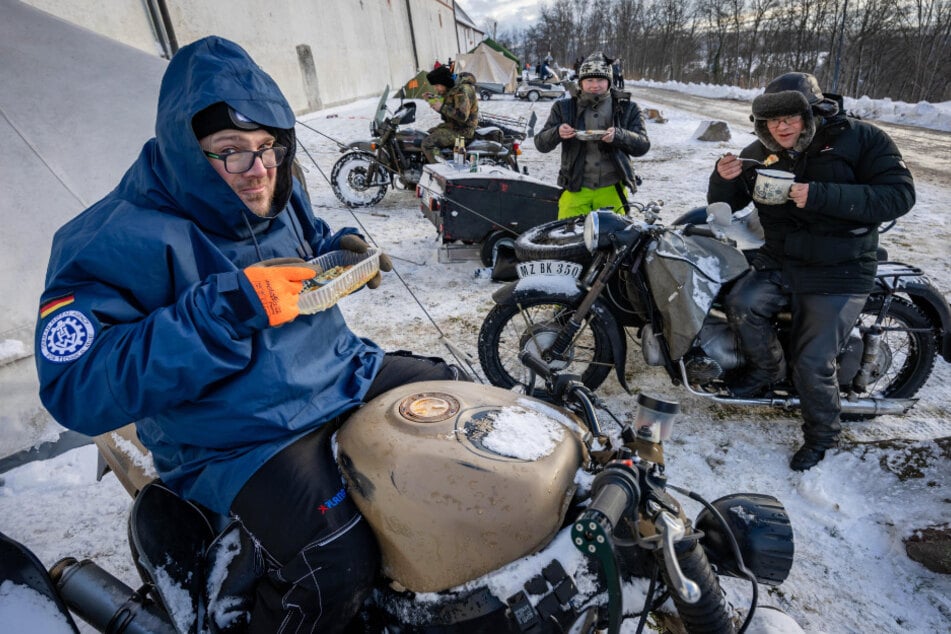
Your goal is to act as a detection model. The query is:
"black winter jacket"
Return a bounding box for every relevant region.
[707,105,914,294]
[535,88,650,192]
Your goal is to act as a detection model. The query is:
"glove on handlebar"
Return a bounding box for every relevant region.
[339,235,393,289]
[243,262,316,327]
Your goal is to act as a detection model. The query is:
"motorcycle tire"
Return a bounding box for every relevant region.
[478,295,614,393]
[331,152,389,208]
[515,218,591,263]
[656,540,737,634]
[843,295,937,420]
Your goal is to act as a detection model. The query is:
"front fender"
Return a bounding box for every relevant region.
[491,277,631,391]
[491,276,583,305]
[875,263,951,361]
[342,140,378,153]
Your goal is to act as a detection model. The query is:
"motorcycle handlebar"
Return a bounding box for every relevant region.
[518,349,604,436]
[575,462,641,536]
[681,224,717,239]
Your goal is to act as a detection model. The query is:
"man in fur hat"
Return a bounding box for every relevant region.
[535,51,650,219]
[708,72,915,470]
[421,65,479,163]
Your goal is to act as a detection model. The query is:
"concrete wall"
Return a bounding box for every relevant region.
[1,0,168,455]
[20,0,163,57]
[20,0,466,113]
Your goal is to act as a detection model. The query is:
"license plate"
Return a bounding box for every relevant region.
[516,259,583,279]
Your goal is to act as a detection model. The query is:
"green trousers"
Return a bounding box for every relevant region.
[558,184,628,219]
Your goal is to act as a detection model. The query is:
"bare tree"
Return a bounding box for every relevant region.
[520,0,949,101]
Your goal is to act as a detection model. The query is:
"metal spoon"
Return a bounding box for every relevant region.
[737,157,765,166]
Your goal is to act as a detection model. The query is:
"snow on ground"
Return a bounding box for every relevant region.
[1,83,949,632]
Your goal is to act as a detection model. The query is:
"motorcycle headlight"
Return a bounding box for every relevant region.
[583,212,600,251]
[695,493,794,586]
[584,210,628,251]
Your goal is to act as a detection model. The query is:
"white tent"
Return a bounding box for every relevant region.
[0,0,166,456]
[454,42,518,93]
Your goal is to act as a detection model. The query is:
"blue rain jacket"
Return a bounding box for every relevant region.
[35,37,384,515]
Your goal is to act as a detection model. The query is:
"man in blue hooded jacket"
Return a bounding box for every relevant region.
[35,36,461,632]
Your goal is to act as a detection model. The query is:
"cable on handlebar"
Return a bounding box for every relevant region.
[633,565,660,634]
[669,484,758,634]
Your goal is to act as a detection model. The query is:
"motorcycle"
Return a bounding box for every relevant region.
[331,86,530,208]
[0,363,797,633]
[478,201,951,419]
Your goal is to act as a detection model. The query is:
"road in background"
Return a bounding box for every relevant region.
[631,86,951,185]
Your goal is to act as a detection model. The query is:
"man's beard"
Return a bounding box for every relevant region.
[237,177,275,217]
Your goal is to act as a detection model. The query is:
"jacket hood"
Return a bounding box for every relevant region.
[457,72,477,86]
[120,36,298,239]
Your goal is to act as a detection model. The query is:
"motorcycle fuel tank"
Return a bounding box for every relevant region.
[336,380,586,593]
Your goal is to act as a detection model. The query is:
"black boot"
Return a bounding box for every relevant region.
[790,444,827,471]
[730,367,786,398]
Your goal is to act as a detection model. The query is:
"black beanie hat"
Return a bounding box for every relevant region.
[192,102,263,140]
[426,66,455,89]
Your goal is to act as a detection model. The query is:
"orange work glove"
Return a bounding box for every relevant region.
[338,235,393,289]
[243,264,316,327]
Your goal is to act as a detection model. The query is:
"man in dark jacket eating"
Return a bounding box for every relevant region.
[708,72,915,470]
[535,51,650,219]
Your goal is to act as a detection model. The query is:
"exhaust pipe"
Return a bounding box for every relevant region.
[49,557,177,634]
[705,395,915,416]
[840,397,917,416]
[678,363,916,416]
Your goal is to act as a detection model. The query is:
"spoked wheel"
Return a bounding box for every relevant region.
[843,295,937,420]
[478,295,614,393]
[331,152,389,207]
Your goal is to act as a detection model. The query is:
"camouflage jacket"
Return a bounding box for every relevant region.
[438,72,479,137]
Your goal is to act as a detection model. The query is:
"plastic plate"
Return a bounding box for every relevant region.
[298,248,381,314]
[575,130,607,141]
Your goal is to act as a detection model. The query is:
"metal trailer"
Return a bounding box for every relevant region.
[417,163,561,266]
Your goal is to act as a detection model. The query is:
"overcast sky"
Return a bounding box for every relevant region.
[461,0,542,33]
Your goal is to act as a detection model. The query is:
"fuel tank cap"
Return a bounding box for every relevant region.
[398,392,460,422]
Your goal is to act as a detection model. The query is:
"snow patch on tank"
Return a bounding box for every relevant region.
[476,406,565,460]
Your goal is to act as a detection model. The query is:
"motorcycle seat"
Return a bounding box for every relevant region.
[467,139,506,153]
[475,127,504,143]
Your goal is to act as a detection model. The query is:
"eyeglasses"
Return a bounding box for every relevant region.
[203,146,287,174]
[765,115,803,128]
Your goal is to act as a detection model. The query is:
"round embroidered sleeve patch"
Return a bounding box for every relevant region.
[41,310,96,363]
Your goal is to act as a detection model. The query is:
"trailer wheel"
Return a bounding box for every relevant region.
[480,231,516,267]
[480,89,492,101]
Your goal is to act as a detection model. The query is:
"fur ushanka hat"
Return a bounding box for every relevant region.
[751,72,840,153]
[751,89,815,152]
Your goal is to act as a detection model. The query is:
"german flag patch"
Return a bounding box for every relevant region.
[40,294,75,319]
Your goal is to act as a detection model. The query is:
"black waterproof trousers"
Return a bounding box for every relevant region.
[725,269,867,448]
[232,352,463,633]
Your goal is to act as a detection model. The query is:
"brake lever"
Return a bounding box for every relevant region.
[656,511,701,604]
